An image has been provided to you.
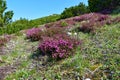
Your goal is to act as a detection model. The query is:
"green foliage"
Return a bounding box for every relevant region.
[0,13,120,80]
[60,21,68,27]
[88,0,120,12]
[112,6,120,14]
[0,18,31,35]
[29,14,60,27]
[60,2,89,19]
[0,0,14,27]
[0,14,60,35]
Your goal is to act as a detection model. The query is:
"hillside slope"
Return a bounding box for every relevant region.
[0,13,120,80]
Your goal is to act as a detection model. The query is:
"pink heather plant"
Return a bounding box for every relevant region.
[38,35,81,59]
[73,13,112,33]
[26,28,42,41]
[45,19,76,28]
[0,38,5,47]
[0,35,11,48]
[26,26,68,41]
[73,13,110,22]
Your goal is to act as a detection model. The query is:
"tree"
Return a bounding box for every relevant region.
[0,0,14,27]
[60,2,89,19]
[88,0,120,13]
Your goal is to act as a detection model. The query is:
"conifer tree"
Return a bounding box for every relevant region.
[0,0,13,27]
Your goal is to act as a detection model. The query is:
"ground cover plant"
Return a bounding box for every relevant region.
[38,34,81,59]
[0,35,11,50]
[0,13,119,80]
[0,14,60,35]
[43,13,120,34]
[26,27,42,41]
[44,19,75,28]
[25,27,66,41]
[88,0,120,13]
[25,21,81,60]
[73,13,111,33]
[73,13,120,33]
[0,0,120,79]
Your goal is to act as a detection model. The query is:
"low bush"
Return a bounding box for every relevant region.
[44,27,66,37]
[112,16,120,23]
[112,6,120,14]
[73,13,110,22]
[45,19,76,28]
[88,0,120,13]
[26,27,66,41]
[44,22,54,28]
[0,14,60,35]
[0,38,6,47]
[0,18,32,35]
[45,21,68,28]
[65,19,76,26]
[26,28,43,41]
[73,13,111,33]
[0,35,11,48]
[38,34,81,59]
[29,14,60,27]
[60,2,89,19]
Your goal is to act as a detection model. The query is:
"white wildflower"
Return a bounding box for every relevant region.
[74,32,77,35]
[67,32,72,36]
[85,78,91,80]
[41,28,44,31]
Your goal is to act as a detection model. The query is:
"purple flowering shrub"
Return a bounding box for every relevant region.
[26,27,67,41]
[44,27,66,37]
[0,38,6,47]
[73,13,110,22]
[45,19,76,28]
[0,35,11,48]
[44,22,54,28]
[73,13,112,33]
[26,28,43,41]
[38,34,81,59]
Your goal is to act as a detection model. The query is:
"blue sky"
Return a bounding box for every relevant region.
[6,0,88,20]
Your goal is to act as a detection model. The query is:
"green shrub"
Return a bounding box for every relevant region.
[61,21,68,27]
[112,6,120,14]
[29,14,60,27]
[60,2,89,19]
[88,0,120,13]
[0,14,60,35]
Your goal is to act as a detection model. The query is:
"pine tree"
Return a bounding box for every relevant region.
[0,0,13,27]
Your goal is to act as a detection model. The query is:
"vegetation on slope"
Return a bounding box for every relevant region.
[0,14,60,35]
[60,2,89,19]
[88,0,120,13]
[0,0,120,80]
[0,13,119,80]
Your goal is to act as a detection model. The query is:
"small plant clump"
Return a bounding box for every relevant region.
[44,27,66,37]
[38,34,81,59]
[0,35,11,48]
[45,19,75,28]
[73,13,111,33]
[26,27,67,41]
[111,16,120,23]
[44,21,68,28]
[73,13,110,22]
[26,28,43,41]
